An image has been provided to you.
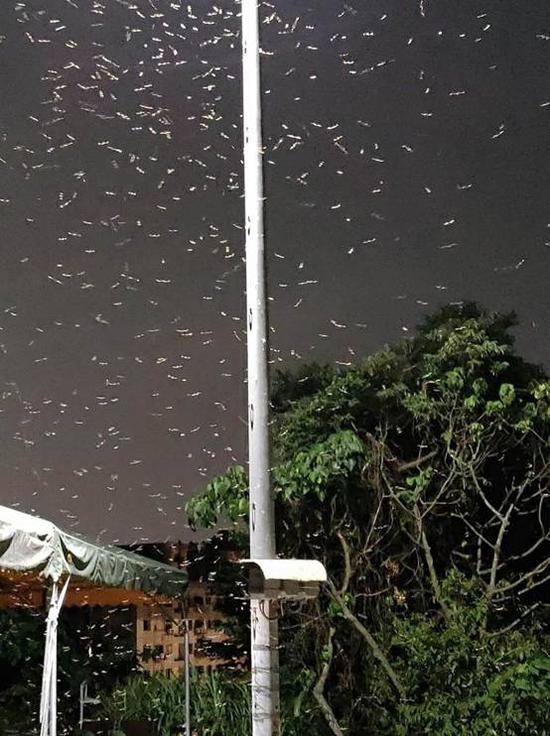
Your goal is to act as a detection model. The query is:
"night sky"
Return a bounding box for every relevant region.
[0,0,549,541]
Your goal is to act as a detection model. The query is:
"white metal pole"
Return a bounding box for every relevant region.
[241,2,280,736]
[50,611,57,736]
[40,582,57,736]
[184,618,191,736]
[40,578,70,736]
[79,683,85,732]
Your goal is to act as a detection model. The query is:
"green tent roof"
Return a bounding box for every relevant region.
[0,505,187,599]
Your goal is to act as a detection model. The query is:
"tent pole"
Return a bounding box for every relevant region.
[40,577,70,736]
[184,617,191,736]
[79,683,85,731]
[40,582,57,736]
[50,608,57,736]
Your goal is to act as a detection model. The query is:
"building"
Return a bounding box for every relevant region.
[125,537,244,677]
[134,581,234,677]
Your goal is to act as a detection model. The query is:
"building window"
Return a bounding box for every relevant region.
[165,621,173,634]
[143,619,151,631]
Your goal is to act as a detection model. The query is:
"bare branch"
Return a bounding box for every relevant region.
[313,627,345,736]
[397,450,437,473]
[488,603,541,638]
[336,530,352,596]
[470,470,507,523]
[494,559,550,596]
[487,502,514,599]
[328,579,405,699]
[414,507,451,620]
[507,533,549,564]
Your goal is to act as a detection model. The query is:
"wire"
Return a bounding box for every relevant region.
[258,598,280,621]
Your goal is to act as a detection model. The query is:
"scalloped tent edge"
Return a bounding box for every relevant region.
[0,504,188,598]
[0,504,189,736]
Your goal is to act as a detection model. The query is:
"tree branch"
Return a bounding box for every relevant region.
[330,531,405,699]
[493,559,550,596]
[487,502,514,599]
[313,627,345,736]
[414,506,451,620]
[397,450,437,473]
[328,579,405,699]
[336,530,352,595]
[487,602,541,638]
[422,528,451,618]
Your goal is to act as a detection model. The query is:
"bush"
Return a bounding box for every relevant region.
[102,674,186,736]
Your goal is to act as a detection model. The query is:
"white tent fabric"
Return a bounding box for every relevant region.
[0,504,188,597]
[0,505,188,735]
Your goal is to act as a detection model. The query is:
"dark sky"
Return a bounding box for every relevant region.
[0,0,549,542]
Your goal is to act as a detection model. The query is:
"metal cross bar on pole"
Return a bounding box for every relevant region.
[241,1,280,735]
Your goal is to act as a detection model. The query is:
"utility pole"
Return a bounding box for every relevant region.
[241,1,280,735]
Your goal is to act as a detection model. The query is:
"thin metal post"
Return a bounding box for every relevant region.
[184,618,191,736]
[79,683,85,732]
[50,613,57,736]
[241,1,280,736]
[40,577,70,736]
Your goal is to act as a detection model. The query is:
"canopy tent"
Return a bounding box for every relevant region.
[0,504,187,598]
[0,504,189,735]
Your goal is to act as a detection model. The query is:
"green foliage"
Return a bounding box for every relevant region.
[275,430,365,503]
[189,668,320,736]
[0,607,137,734]
[190,670,250,735]
[102,668,321,736]
[187,303,550,735]
[0,608,44,665]
[271,363,336,414]
[103,674,186,736]
[187,464,248,528]
[187,431,366,528]
[392,574,550,736]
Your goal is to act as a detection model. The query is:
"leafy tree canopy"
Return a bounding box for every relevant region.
[187,303,550,735]
[0,606,137,734]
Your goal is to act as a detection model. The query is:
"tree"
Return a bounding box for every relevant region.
[187,303,550,735]
[188,531,250,665]
[0,605,137,733]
